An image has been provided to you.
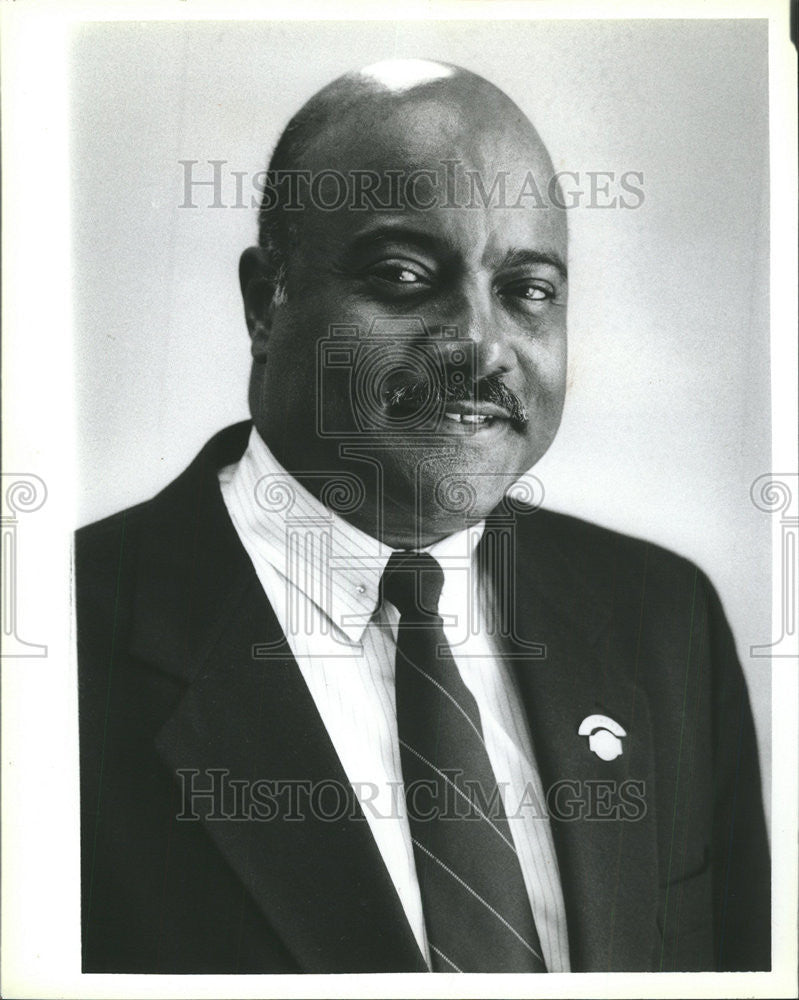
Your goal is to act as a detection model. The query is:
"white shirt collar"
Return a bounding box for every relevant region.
[226,426,484,644]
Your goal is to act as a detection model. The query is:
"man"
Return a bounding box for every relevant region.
[76,59,770,974]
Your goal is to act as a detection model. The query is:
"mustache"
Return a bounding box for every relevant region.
[385,374,529,428]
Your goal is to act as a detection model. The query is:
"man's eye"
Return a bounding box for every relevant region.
[500,280,554,302]
[395,268,421,284]
[368,261,430,286]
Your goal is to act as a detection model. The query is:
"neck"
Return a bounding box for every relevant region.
[251,421,494,548]
[290,473,481,549]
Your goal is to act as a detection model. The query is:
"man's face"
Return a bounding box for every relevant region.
[249,95,567,546]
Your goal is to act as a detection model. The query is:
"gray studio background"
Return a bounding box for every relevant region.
[71,19,771,823]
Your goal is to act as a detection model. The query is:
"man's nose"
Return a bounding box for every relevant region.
[448,285,514,380]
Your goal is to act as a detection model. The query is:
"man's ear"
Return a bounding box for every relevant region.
[239,246,278,362]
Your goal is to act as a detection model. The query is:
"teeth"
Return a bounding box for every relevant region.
[443,412,492,424]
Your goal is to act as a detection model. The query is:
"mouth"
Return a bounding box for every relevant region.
[384,377,529,433]
[440,401,512,429]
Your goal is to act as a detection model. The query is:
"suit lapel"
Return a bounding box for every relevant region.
[131,424,427,973]
[483,508,659,972]
[128,423,659,972]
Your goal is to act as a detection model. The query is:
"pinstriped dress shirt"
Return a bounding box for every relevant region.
[218,426,571,971]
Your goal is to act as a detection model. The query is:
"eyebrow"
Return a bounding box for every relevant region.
[495,248,568,281]
[346,224,445,259]
[345,221,568,280]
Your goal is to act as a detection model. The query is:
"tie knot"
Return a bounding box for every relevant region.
[381,551,444,619]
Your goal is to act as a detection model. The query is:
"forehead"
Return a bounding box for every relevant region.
[293,95,567,262]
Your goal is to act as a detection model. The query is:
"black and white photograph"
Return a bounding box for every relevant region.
[1,2,796,998]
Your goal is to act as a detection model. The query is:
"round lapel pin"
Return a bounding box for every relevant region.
[578,713,627,761]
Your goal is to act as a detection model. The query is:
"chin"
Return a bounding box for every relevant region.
[393,471,511,542]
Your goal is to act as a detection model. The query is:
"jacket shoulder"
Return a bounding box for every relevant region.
[516,506,708,586]
[75,421,252,570]
[76,498,149,560]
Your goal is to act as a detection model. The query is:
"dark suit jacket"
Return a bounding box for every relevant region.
[76,421,770,973]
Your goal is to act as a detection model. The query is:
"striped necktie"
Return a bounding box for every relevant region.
[382,550,547,973]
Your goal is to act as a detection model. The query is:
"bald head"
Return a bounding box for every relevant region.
[256,60,560,290]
